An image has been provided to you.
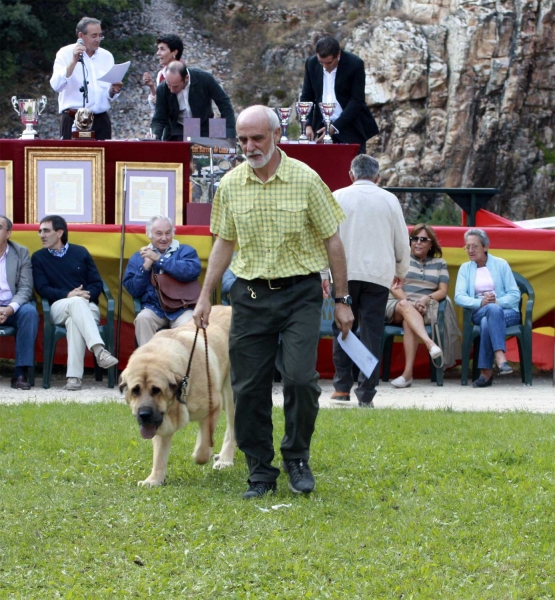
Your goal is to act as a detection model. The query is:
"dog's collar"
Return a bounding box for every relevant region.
[177,375,188,405]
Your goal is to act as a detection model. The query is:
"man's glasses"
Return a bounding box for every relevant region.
[85,34,104,40]
[464,244,481,251]
[410,236,431,243]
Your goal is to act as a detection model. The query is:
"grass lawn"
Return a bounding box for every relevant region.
[1,402,555,599]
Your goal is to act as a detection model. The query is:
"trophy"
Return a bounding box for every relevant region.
[275,107,292,142]
[11,95,47,139]
[319,102,336,144]
[295,101,313,143]
[72,108,95,139]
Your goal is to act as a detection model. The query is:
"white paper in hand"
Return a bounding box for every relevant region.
[98,61,131,83]
[337,331,378,379]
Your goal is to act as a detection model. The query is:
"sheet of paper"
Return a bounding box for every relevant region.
[337,331,378,379]
[98,61,130,83]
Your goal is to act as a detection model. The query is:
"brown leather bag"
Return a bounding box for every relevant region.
[150,271,201,313]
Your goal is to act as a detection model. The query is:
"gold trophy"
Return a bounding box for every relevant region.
[72,108,95,139]
[318,102,336,144]
[295,102,313,143]
[11,96,47,139]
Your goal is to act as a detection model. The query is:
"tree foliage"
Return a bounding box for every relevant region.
[0,0,147,93]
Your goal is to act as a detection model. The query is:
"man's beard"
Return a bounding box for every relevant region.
[246,138,275,169]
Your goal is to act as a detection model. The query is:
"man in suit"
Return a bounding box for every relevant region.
[0,215,39,390]
[151,61,236,141]
[300,36,379,154]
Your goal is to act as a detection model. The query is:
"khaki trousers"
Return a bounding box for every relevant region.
[134,308,194,346]
[50,297,103,378]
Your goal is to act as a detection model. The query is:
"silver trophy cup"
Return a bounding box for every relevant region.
[276,107,292,142]
[319,102,336,144]
[295,101,313,143]
[11,96,47,139]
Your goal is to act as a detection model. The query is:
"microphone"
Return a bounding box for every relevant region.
[77,39,85,63]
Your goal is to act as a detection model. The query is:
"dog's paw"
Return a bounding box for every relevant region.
[213,455,234,470]
[137,478,164,488]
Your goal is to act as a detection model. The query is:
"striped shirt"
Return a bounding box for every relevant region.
[211,148,345,280]
[402,255,449,300]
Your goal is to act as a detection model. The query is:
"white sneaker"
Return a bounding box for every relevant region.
[64,377,82,391]
[96,348,119,369]
[391,376,413,388]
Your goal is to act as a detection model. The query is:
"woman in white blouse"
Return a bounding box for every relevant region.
[142,34,184,109]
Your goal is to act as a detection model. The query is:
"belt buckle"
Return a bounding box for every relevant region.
[268,279,282,290]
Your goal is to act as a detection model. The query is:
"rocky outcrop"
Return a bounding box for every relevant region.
[4,0,554,220]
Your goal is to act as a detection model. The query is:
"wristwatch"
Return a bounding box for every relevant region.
[334,295,353,306]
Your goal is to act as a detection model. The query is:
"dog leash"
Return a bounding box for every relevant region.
[178,327,214,447]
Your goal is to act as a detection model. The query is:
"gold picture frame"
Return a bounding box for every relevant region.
[115,161,184,225]
[25,147,105,224]
[0,160,14,221]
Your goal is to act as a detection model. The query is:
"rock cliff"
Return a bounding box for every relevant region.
[5,0,554,220]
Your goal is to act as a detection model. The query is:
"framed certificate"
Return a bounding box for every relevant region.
[115,162,183,225]
[0,160,13,221]
[25,147,105,223]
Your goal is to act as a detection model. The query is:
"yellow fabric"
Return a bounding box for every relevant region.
[444,248,555,325]
[11,230,213,324]
[210,148,345,279]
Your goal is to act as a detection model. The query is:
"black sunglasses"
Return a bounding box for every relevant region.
[410,236,431,243]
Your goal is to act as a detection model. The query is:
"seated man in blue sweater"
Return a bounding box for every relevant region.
[32,215,119,391]
[123,215,201,346]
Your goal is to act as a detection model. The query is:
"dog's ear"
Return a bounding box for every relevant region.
[119,369,128,394]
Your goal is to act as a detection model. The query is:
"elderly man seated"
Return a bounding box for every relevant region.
[123,215,201,346]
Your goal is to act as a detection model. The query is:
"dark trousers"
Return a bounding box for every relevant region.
[60,111,112,140]
[332,280,389,404]
[229,275,322,483]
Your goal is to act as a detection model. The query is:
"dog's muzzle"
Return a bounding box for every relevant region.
[137,406,164,439]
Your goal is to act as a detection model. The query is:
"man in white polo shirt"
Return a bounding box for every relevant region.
[50,16,123,140]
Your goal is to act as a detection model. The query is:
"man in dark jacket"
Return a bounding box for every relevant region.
[32,215,118,391]
[123,215,201,345]
[300,36,379,154]
[151,61,236,140]
[0,215,39,389]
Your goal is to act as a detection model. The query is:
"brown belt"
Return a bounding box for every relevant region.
[63,109,106,117]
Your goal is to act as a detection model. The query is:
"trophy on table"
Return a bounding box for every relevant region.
[275,108,292,142]
[318,102,336,144]
[11,95,47,139]
[73,108,95,139]
[295,101,313,143]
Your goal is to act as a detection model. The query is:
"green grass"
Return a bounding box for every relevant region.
[1,403,555,598]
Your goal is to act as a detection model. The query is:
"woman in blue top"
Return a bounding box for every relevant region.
[455,228,520,388]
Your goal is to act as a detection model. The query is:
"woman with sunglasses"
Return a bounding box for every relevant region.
[384,224,448,388]
[455,228,520,387]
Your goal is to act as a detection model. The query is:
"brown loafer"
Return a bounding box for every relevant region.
[11,375,31,390]
[330,391,351,401]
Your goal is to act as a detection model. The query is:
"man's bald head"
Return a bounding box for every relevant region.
[236,105,280,132]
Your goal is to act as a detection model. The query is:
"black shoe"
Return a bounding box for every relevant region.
[358,400,375,408]
[282,459,315,494]
[497,362,513,375]
[472,375,493,388]
[11,375,31,390]
[242,481,277,500]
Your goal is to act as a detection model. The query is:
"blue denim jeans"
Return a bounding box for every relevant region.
[472,304,521,369]
[3,303,39,367]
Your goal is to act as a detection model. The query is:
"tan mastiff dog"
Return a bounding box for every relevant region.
[120,305,235,487]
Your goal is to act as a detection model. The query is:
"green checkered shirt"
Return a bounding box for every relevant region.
[211,148,345,280]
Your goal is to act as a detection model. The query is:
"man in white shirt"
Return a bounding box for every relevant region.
[151,61,236,141]
[300,36,379,154]
[329,155,409,407]
[50,17,123,140]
